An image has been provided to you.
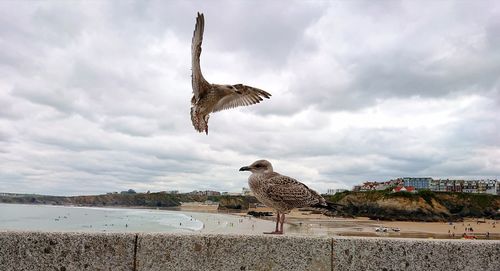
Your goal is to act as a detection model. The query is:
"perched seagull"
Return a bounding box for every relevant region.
[191,13,271,134]
[240,160,342,234]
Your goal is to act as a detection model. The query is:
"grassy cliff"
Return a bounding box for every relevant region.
[324,190,500,221]
[217,195,259,210]
[0,192,221,208]
[0,192,260,210]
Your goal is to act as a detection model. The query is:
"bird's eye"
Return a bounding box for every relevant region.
[255,164,262,168]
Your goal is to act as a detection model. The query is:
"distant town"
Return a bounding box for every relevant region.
[184,177,500,197]
[2,177,498,199]
[106,177,500,197]
[348,177,499,195]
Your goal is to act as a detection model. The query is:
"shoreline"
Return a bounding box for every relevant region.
[1,202,498,239]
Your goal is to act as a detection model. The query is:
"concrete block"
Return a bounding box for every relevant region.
[1,232,499,271]
[0,231,136,271]
[136,234,332,271]
[332,237,500,271]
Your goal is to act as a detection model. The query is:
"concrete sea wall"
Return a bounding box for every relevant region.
[0,232,499,270]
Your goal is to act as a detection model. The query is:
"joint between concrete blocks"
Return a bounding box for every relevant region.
[331,238,335,271]
[133,234,138,271]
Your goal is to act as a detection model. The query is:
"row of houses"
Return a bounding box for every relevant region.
[405,178,499,195]
[352,178,404,192]
[187,190,221,196]
[326,189,348,195]
[352,178,500,195]
[161,188,251,197]
[429,179,498,194]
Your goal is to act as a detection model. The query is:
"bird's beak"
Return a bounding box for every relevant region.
[239,166,251,171]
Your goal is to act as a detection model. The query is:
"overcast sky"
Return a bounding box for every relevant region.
[1,1,499,196]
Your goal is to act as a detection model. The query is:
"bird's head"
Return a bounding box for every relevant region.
[239,160,273,174]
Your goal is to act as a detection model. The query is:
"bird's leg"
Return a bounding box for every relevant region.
[264,212,281,234]
[278,213,285,234]
[275,212,280,232]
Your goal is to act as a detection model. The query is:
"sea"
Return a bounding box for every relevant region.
[0,203,204,232]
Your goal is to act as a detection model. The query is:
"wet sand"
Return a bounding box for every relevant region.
[178,204,500,239]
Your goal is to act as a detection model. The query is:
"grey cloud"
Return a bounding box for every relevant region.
[101,116,159,137]
[0,0,499,195]
[281,1,500,114]
[0,131,11,142]
[32,2,87,44]
[14,87,78,115]
[116,0,325,68]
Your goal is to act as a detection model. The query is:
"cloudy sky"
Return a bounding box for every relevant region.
[1,1,499,196]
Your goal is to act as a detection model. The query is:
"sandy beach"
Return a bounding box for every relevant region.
[1,203,497,239]
[178,203,500,239]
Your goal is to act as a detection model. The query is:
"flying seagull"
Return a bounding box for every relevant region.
[240,160,342,234]
[191,12,271,134]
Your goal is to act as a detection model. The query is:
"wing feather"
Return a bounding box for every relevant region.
[192,13,209,99]
[264,175,323,208]
[212,84,271,113]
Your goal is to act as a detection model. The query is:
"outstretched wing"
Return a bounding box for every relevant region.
[264,175,323,208]
[192,12,209,99]
[211,84,271,113]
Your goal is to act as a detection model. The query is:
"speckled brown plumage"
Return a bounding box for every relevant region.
[191,13,271,134]
[248,171,326,213]
[240,160,339,234]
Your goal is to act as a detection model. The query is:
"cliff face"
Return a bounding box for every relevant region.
[70,193,182,207]
[217,196,259,210]
[0,193,215,208]
[326,191,500,222]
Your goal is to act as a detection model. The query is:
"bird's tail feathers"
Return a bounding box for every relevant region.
[190,107,208,134]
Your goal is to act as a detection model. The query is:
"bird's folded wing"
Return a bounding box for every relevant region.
[211,84,271,113]
[264,176,321,206]
[192,13,209,99]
